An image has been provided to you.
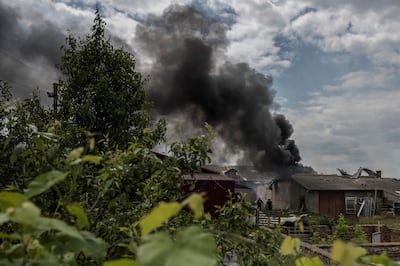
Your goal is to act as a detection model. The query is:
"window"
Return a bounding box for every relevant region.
[345,197,356,214]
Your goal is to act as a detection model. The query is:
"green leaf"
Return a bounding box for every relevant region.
[331,240,367,266]
[280,236,301,256]
[89,137,95,151]
[103,259,138,266]
[82,155,102,165]
[66,203,89,229]
[137,232,173,266]
[9,201,41,226]
[137,226,218,266]
[296,256,324,266]
[37,217,84,240]
[0,232,19,240]
[10,152,17,166]
[25,170,68,198]
[138,202,181,236]
[80,231,109,259]
[67,147,84,162]
[183,193,204,219]
[361,253,398,266]
[0,192,24,211]
[169,226,218,266]
[0,213,10,225]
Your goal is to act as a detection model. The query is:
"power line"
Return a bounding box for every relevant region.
[0,49,38,71]
[0,48,57,95]
[0,76,49,93]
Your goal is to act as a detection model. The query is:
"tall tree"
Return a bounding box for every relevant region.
[57,10,164,148]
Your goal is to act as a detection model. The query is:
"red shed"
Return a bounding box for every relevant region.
[182,173,235,217]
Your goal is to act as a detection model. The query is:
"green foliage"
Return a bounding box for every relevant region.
[104,259,138,266]
[352,225,368,245]
[0,193,108,265]
[0,86,51,188]
[169,134,212,174]
[4,10,398,266]
[281,236,323,266]
[25,170,68,199]
[208,195,291,265]
[331,240,367,266]
[66,202,89,229]
[309,231,323,244]
[333,213,350,241]
[281,236,398,266]
[137,226,217,266]
[57,10,164,149]
[360,253,400,266]
[109,192,217,266]
[318,216,335,227]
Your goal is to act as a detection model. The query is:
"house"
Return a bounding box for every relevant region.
[271,172,400,217]
[182,172,235,217]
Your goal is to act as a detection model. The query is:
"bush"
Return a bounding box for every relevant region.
[333,213,350,241]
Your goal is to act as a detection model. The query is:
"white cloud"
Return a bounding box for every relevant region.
[283,1,400,67]
[4,0,94,33]
[323,69,395,91]
[3,0,400,177]
[104,11,139,47]
[287,89,400,177]
[224,1,291,73]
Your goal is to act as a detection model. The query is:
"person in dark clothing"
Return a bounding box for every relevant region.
[266,198,272,210]
[257,198,263,210]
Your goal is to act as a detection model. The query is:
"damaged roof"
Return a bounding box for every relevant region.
[291,174,400,195]
[183,173,234,181]
[202,165,276,181]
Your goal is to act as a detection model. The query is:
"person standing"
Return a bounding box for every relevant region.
[257,198,263,210]
[266,198,272,210]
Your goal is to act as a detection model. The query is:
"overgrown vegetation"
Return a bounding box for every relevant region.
[0,10,398,266]
[0,11,292,266]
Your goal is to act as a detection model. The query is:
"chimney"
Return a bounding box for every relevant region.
[376,170,382,178]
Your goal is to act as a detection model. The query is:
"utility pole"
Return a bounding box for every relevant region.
[47,83,58,114]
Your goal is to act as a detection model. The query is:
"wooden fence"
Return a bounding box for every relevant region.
[255,209,312,242]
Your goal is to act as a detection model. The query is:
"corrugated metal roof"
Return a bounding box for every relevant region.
[183,173,234,181]
[291,174,400,194]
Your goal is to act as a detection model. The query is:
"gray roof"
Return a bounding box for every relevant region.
[183,173,234,181]
[292,174,400,195]
[202,165,276,181]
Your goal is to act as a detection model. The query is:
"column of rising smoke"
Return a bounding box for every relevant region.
[136,4,314,176]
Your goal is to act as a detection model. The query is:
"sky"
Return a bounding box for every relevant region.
[1,0,400,177]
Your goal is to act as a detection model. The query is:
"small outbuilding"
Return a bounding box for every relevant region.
[182,173,235,217]
[271,173,400,217]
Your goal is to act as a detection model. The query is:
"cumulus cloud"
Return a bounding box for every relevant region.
[283,1,400,67]
[224,0,295,74]
[0,0,94,101]
[287,89,400,177]
[2,0,400,177]
[323,69,395,92]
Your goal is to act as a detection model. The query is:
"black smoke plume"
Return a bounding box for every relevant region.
[136,5,313,176]
[0,2,64,101]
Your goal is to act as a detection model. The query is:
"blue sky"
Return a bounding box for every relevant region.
[1,0,400,177]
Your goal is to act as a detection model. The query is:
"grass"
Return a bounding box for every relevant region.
[358,214,400,230]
